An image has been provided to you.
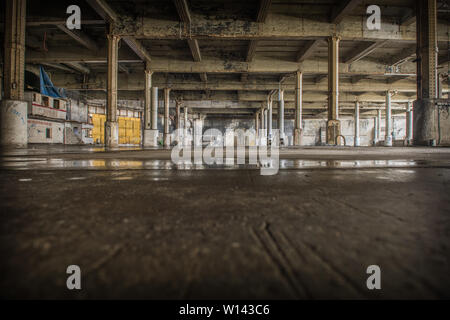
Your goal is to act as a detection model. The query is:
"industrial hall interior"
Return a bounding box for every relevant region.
[0,0,450,299]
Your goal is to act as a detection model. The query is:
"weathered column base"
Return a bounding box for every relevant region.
[326,120,341,145]
[143,129,159,147]
[354,137,361,147]
[164,134,171,147]
[293,128,303,146]
[0,100,28,148]
[413,99,439,146]
[105,121,119,147]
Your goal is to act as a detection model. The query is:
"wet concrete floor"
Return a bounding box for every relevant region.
[1,145,450,299]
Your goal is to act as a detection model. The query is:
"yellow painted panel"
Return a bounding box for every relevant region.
[91,114,141,145]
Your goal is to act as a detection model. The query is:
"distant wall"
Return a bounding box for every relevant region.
[27,119,64,144]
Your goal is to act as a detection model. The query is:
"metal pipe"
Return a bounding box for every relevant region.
[354,101,360,147]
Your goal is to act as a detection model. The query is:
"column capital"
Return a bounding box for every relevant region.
[107,33,121,42]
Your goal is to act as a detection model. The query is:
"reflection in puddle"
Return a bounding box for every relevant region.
[1,158,449,171]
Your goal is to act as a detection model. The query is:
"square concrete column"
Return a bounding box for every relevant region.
[105,33,120,147]
[267,96,272,143]
[373,116,378,145]
[163,88,171,147]
[414,0,439,145]
[326,35,341,145]
[294,71,303,146]
[278,89,285,145]
[255,111,260,145]
[1,0,28,147]
[354,101,360,147]
[406,101,414,145]
[143,66,158,147]
[184,107,190,146]
[377,109,382,145]
[384,91,393,147]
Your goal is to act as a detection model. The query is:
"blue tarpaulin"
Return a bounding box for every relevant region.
[39,66,65,98]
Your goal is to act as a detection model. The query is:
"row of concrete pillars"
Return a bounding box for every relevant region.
[0,0,442,148]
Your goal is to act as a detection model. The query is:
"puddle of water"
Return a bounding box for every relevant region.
[1,157,449,171]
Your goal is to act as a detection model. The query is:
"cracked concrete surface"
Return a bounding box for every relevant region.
[0,146,449,299]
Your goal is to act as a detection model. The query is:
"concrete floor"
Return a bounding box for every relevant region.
[1,145,450,299]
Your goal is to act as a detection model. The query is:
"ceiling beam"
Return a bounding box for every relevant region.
[296,40,322,62]
[110,13,450,42]
[187,39,202,62]
[64,62,90,74]
[56,24,99,52]
[256,0,272,22]
[86,0,151,64]
[245,40,258,62]
[388,46,416,66]
[330,0,361,24]
[85,0,118,22]
[122,37,152,63]
[200,73,208,82]
[40,63,79,74]
[343,40,387,64]
[174,0,203,63]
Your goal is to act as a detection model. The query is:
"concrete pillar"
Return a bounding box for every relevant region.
[384,91,393,147]
[373,116,378,145]
[176,101,181,129]
[414,0,438,145]
[278,89,285,145]
[354,101,360,147]
[163,88,171,147]
[294,71,303,146]
[184,107,189,146]
[326,35,341,145]
[143,67,158,147]
[1,0,27,147]
[151,87,158,130]
[267,96,272,143]
[255,111,260,141]
[105,33,120,147]
[144,67,152,130]
[406,101,414,145]
[376,109,382,145]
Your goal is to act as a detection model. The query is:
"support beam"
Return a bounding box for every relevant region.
[151,87,158,131]
[278,89,285,145]
[414,0,439,146]
[86,0,118,22]
[200,73,208,82]
[256,0,272,22]
[64,62,90,74]
[187,39,202,62]
[294,71,303,145]
[327,36,341,144]
[174,0,203,63]
[344,41,387,64]
[267,96,272,143]
[373,116,379,145]
[385,91,393,146]
[245,41,258,62]
[164,88,171,147]
[255,111,260,141]
[144,69,152,130]
[296,40,321,63]
[1,0,28,147]
[56,24,99,52]
[406,101,413,145]
[86,0,151,64]
[354,101,360,146]
[330,0,361,24]
[105,33,120,147]
[122,37,152,63]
